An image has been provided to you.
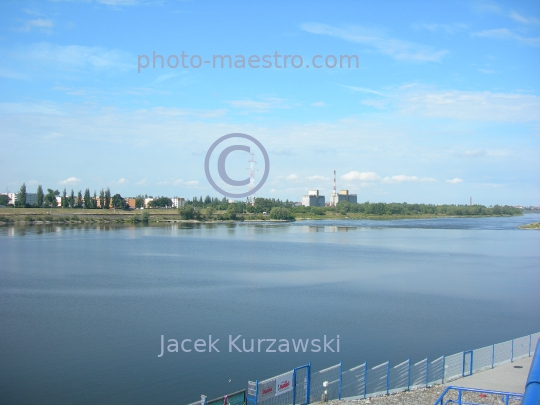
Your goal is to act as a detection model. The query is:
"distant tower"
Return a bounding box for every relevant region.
[246,153,256,205]
[330,170,338,206]
[470,196,472,206]
[249,153,256,192]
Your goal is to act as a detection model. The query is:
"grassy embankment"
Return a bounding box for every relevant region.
[518,222,540,229]
[0,207,524,225]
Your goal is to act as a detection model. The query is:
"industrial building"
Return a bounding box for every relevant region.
[334,190,357,204]
[302,190,325,207]
[328,171,357,206]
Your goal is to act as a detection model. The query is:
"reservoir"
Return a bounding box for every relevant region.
[1,214,539,404]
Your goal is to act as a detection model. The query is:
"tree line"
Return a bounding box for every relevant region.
[7,183,127,209]
[3,184,521,218]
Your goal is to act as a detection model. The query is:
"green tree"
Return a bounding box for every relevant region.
[178,206,201,220]
[269,207,294,220]
[99,189,105,209]
[141,210,150,223]
[69,189,75,208]
[61,188,68,208]
[36,185,44,207]
[0,194,9,206]
[77,191,83,208]
[135,195,145,208]
[84,189,91,209]
[17,183,27,207]
[111,193,125,209]
[44,189,60,207]
[104,188,111,209]
[147,197,173,208]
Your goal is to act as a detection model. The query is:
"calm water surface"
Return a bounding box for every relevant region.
[1,215,539,404]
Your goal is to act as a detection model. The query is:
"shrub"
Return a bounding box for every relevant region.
[269,207,295,221]
[141,211,150,223]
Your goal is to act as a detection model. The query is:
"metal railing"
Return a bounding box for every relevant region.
[522,339,540,405]
[433,386,523,405]
[187,331,540,405]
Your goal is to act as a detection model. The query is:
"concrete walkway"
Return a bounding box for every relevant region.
[445,356,532,393]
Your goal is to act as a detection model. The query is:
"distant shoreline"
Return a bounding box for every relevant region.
[518,222,540,229]
[0,207,530,226]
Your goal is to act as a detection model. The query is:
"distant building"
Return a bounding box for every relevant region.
[125,198,136,209]
[6,192,38,206]
[171,197,185,208]
[337,190,357,204]
[302,190,325,207]
[144,198,153,208]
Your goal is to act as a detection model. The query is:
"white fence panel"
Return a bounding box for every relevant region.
[341,363,365,399]
[444,352,463,382]
[493,340,512,367]
[410,358,427,389]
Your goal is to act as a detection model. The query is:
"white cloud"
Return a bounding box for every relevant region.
[225,97,291,112]
[150,107,227,119]
[286,174,298,181]
[0,68,27,80]
[0,102,64,115]
[306,175,329,181]
[59,177,81,186]
[472,28,540,46]
[27,180,39,186]
[115,178,128,185]
[136,179,149,186]
[381,175,437,184]
[446,178,463,184]
[17,19,54,34]
[415,23,469,35]
[397,88,540,122]
[173,179,199,186]
[509,11,540,25]
[339,85,384,96]
[342,171,380,181]
[456,149,511,158]
[18,43,132,72]
[301,23,448,62]
[311,101,325,107]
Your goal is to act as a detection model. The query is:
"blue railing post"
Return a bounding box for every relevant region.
[338,361,342,400]
[386,361,390,395]
[202,395,208,405]
[294,368,296,405]
[363,362,367,399]
[407,359,410,391]
[529,334,532,357]
[254,381,258,405]
[306,362,311,405]
[425,358,429,388]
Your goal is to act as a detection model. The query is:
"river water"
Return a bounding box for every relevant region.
[1,215,539,404]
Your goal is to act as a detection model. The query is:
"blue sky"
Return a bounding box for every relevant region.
[1,0,539,205]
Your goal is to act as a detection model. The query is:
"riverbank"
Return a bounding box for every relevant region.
[518,222,540,229]
[0,207,525,226]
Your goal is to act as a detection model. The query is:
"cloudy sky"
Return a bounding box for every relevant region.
[1,0,539,205]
